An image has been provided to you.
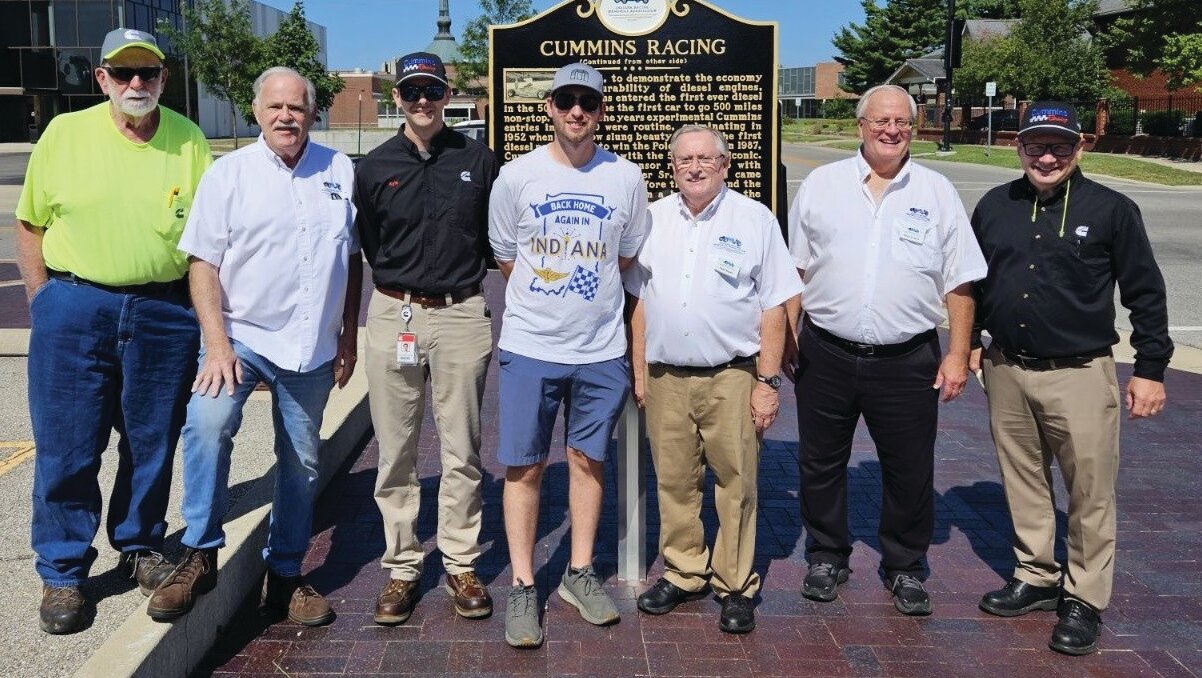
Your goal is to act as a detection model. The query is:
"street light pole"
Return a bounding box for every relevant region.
[939,0,957,152]
[357,91,363,156]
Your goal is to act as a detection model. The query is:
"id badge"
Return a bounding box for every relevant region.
[898,216,928,244]
[714,256,739,278]
[396,332,419,366]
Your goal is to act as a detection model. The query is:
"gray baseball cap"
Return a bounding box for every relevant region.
[550,62,603,96]
[101,27,165,61]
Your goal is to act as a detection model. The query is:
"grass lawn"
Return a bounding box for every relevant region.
[825,139,1202,186]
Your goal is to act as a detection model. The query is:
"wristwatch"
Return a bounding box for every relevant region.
[756,373,782,390]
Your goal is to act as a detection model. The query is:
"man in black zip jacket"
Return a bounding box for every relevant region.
[969,101,1173,656]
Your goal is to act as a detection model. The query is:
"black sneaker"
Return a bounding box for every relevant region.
[979,578,1060,617]
[802,562,850,602]
[718,593,755,634]
[1049,599,1101,656]
[888,574,932,616]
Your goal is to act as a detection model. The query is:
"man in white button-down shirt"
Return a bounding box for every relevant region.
[785,84,986,617]
[147,67,362,627]
[628,125,801,635]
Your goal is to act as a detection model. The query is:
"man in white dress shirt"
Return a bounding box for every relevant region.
[628,125,801,634]
[786,84,987,616]
[146,67,362,627]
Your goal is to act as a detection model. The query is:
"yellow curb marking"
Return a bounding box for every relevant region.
[0,441,35,477]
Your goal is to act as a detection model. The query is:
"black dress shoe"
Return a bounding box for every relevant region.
[1049,599,1101,656]
[802,562,850,602]
[888,574,932,616]
[718,593,755,634]
[637,577,705,615]
[979,578,1060,617]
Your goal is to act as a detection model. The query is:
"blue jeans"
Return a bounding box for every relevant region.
[179,339,334,577]
[28,277,199,587]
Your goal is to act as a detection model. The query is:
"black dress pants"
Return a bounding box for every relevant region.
[794,322,940,579]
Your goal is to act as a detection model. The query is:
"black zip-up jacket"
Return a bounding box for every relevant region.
[970,167,1173,381]
[353,125,499,293]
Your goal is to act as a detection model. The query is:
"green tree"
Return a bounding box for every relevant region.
[955,0,1106,101]
[833,0,949,94]
[455,0,535,94]
[257,1,345,117]
[958,0,1021,19]
[1105,0,1202,91]
[159,0,262,146]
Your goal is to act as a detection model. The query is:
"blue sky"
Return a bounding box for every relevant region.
[266,0,865,71]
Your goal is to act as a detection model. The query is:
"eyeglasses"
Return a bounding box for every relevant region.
[1020,142,1078,158]
[397,83,447,102]
[551,91,602,113]
[861,117,913,132]
[672,154,725,169]
[103,66,162,83]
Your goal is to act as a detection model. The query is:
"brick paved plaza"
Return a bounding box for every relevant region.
[197,279,1202,678]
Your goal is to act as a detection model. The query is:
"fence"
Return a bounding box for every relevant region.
[922,93,1202,138]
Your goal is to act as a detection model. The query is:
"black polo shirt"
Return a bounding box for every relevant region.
[970,167,1173,381]
[353,124,499,293]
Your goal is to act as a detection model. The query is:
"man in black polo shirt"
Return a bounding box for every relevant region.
[353,52,499,625]
[969,101,1173,656]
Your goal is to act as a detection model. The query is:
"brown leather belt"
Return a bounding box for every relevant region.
[997,346,1111,371]
[375,284,481,308]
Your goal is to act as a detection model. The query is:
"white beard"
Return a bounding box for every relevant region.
[111,90,159,118]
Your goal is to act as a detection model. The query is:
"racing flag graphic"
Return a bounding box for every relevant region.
[566,265,600,301]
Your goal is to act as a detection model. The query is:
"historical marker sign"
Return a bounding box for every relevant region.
[489,0,779,213]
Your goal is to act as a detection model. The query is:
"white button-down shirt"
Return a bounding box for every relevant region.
[788,152,986,345]
[179,137,359,371]
[626,187,802,367]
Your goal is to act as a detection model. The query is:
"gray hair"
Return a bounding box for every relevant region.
[253,66,316,111]
[668,124,730,157]
[855,84,917,119]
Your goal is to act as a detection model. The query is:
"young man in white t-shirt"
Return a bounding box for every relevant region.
[488,61,649,649]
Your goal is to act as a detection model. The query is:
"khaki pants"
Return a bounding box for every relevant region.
[364,290,493,580]
[644,364,761,597]
[982,344,1121,611]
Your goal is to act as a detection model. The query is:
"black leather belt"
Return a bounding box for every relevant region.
[48,270,187,297]
[997,346,1111,371]
[375,283,481,308]
[654,354,757,373]
[806,317,935,358]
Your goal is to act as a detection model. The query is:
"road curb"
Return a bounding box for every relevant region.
[74,366,372,678]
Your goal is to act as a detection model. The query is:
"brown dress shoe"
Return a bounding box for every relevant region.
[445,571,493,618]
[374,578,417,625]
[262,570,334,626]
[119,549,176,596]
[40,585,88,634]
[147,547,217,621]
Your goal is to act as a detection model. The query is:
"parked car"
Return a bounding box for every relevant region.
[452,119,487,144]
[966,108,1019,131]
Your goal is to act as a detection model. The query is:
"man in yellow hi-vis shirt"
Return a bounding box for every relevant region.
[14,27,211,635]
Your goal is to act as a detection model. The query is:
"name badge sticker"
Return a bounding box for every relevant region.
[714,256,739,279]
[897,216,929,245]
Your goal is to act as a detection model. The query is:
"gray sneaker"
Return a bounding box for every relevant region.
[558,565,620,626]
[505,581,543,648]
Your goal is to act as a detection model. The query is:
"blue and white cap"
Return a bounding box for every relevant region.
[550,62,604,96]
[1019,101,1082,140]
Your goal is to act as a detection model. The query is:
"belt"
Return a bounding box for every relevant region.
[654,354,757,373]
[806,317,935,358]
[375,283,481,308]
[48,270,187,297]
[997,346,1111,371]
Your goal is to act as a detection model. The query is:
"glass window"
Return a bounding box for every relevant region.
[22,47,58,88]
[0,2,32,48]
[56,0,80,46]
[79,1,115,48]
[31,1,52,47]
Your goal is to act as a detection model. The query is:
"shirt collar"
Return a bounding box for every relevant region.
[256,134,312,172]
[1021,165,1083,202]
[855,146,912,184]
[397,124,452,157]
[675,185,727,223]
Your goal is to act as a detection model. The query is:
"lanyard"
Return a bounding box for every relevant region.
[1030,178,1072,237]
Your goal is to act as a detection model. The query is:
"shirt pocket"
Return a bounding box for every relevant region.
[889,217,938,270]
[326,197,352,241]
[706,252,746,298]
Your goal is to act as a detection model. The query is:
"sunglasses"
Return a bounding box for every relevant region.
[103,66,162,83]
[551,91,601,113]
[397,83,447,102]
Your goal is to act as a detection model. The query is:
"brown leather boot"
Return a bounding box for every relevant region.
[262,570,334,626]
[40,585,88,634]
[146,547,217,621]
[374,578,417,625]
[445,571,492,618]
[119,549,176,596]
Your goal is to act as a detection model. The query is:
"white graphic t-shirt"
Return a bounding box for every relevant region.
[489,144,649,364]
